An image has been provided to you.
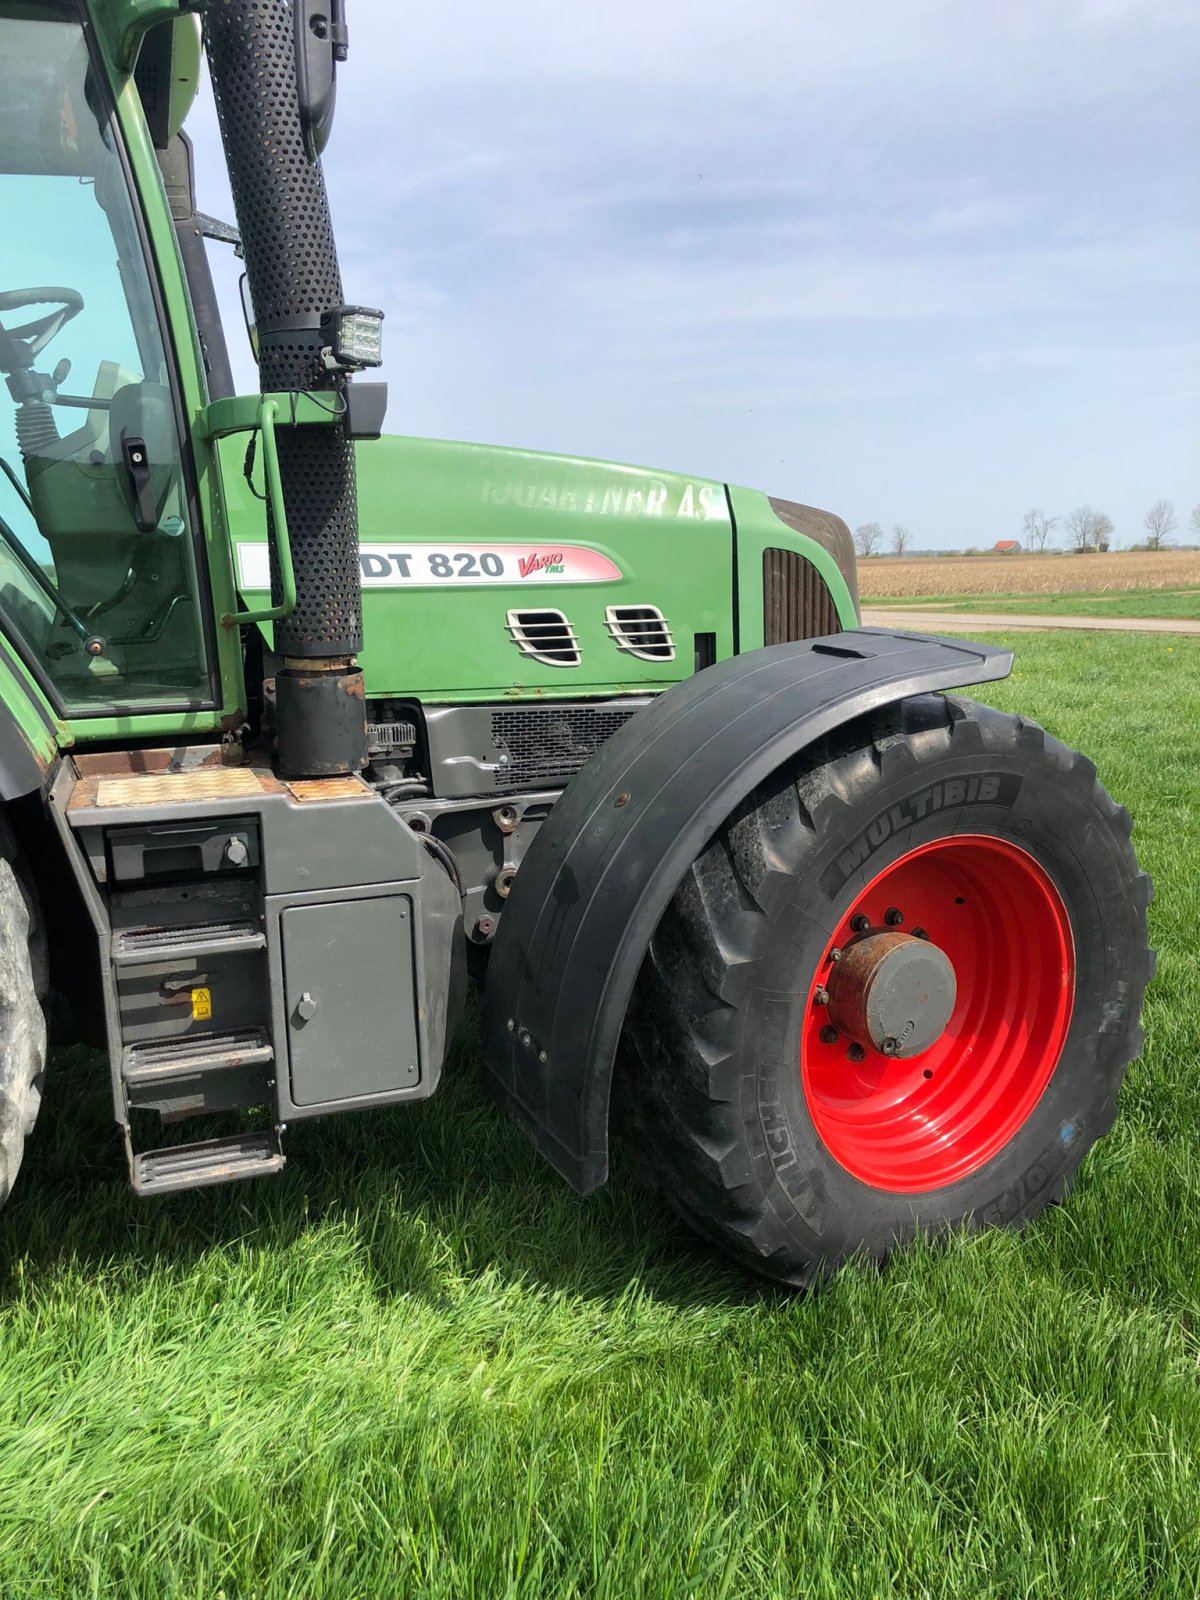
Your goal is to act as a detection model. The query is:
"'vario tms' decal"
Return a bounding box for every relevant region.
[236,542,623,591]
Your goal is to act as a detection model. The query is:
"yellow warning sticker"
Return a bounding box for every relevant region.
[191,986,212,1022]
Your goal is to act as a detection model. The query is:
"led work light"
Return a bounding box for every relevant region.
[320,304,384,371]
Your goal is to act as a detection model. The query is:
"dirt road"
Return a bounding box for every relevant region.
[860,609,1200,636]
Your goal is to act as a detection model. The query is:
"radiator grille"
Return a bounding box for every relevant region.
[762,548,841,644]
[490,705,638,787]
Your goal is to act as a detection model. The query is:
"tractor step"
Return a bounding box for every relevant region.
[113,919,266,965]
[122,1028,274,1088]
[130,1128,285,1196]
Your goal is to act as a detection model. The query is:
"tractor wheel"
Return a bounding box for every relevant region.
[620,694,1152,1287]
[0,824,46,1208]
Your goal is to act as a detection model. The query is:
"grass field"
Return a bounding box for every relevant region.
[859,550,1200,602]
[865,589,1200,621]
[1,634,1198,1598]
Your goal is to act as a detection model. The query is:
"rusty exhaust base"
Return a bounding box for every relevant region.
[275,658,367,778]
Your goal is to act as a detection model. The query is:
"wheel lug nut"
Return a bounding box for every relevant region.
[850,913,870,933]
[884,907,904,927]
[813,986,830,1006]
[819,1025,839,1045]
[847,1043,866,1063]
[912,926,928,940]
[829,946,842,963]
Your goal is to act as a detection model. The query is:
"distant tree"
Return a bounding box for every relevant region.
[1064,505,1110,554]
[1022,508,1057,553]
[1190,504,1200,541]
[891,523,912,556]
[854,522,883,557]
[1143,500,1175,551]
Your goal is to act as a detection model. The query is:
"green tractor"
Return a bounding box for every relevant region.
[0,0,1151,1286]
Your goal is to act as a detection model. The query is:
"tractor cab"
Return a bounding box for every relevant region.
[0,11,212,712]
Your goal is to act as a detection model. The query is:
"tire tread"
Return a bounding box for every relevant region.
[619,694,1152,1286]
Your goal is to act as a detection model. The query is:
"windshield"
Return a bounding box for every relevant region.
[0,10,212,713]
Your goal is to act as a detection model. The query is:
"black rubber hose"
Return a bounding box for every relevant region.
[420,833,466,901]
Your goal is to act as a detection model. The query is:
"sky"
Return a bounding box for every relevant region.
[188,0,1199,551]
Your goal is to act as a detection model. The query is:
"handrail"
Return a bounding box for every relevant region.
[221,398,297,629]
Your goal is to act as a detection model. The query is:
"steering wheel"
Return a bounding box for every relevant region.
[0,287,84,369]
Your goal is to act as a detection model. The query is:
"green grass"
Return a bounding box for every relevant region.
[1,633,1198,1599]
[865,587,1200,620]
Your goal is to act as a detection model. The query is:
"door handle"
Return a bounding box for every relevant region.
[120,434,158,532]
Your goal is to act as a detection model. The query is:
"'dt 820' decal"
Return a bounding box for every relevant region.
[236,542,623,591]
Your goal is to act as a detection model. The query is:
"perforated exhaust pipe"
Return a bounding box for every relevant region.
[203,0,366,776]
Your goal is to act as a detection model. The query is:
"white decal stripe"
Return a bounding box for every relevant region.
[235,542,622,590]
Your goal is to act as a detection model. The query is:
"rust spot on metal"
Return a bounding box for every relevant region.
[285,776,371,803]
[73,745,227,777]
[15,722,50,778]
[614,791,631,808]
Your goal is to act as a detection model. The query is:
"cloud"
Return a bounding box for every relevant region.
[187,0,1200,546]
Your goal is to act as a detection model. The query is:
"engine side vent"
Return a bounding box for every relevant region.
[506,608,580,667]
[762,548,841,645]
[490,705,639,787]
[605,604,675,661]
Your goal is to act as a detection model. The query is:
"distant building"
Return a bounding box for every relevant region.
[993,539,1021,554]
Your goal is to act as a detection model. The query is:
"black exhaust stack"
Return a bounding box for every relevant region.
[203,0,365,777]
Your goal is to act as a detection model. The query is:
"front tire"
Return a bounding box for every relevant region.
[0,824,46,1208]
[621,694,1152,1287]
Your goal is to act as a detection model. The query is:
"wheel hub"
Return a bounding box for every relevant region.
[826,929,957,1058]
[802,834,1076,1192]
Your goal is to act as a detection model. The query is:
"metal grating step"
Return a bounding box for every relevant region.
[113,919,266,965]
[130,1129,284,1196]
[123,1028,274,1087]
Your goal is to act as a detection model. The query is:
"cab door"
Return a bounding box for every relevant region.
[0,8,216,719]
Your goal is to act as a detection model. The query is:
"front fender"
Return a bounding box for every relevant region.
[481,629,1012,1192]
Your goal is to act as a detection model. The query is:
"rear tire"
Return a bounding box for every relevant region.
[620,694,1152,1287]
[0,824,47,1208]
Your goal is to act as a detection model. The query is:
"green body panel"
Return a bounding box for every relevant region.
[223,431,857,702]
[726,483,857,652]
[0,644,64,770]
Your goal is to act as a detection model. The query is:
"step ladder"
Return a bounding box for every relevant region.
[114,911,284,1194]
[47,756,384,1201]
[130,1128,285,1196]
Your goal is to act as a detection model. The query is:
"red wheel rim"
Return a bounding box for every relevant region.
[801,835,1075,1192]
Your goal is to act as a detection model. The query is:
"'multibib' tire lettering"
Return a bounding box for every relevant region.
[821,772,1022,895]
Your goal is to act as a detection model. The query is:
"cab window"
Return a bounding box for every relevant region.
[0,11,212,712]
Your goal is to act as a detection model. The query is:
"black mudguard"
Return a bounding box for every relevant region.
[481,629,1013,1193]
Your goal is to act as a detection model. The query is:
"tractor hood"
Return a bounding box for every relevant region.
[221,431,857,704]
